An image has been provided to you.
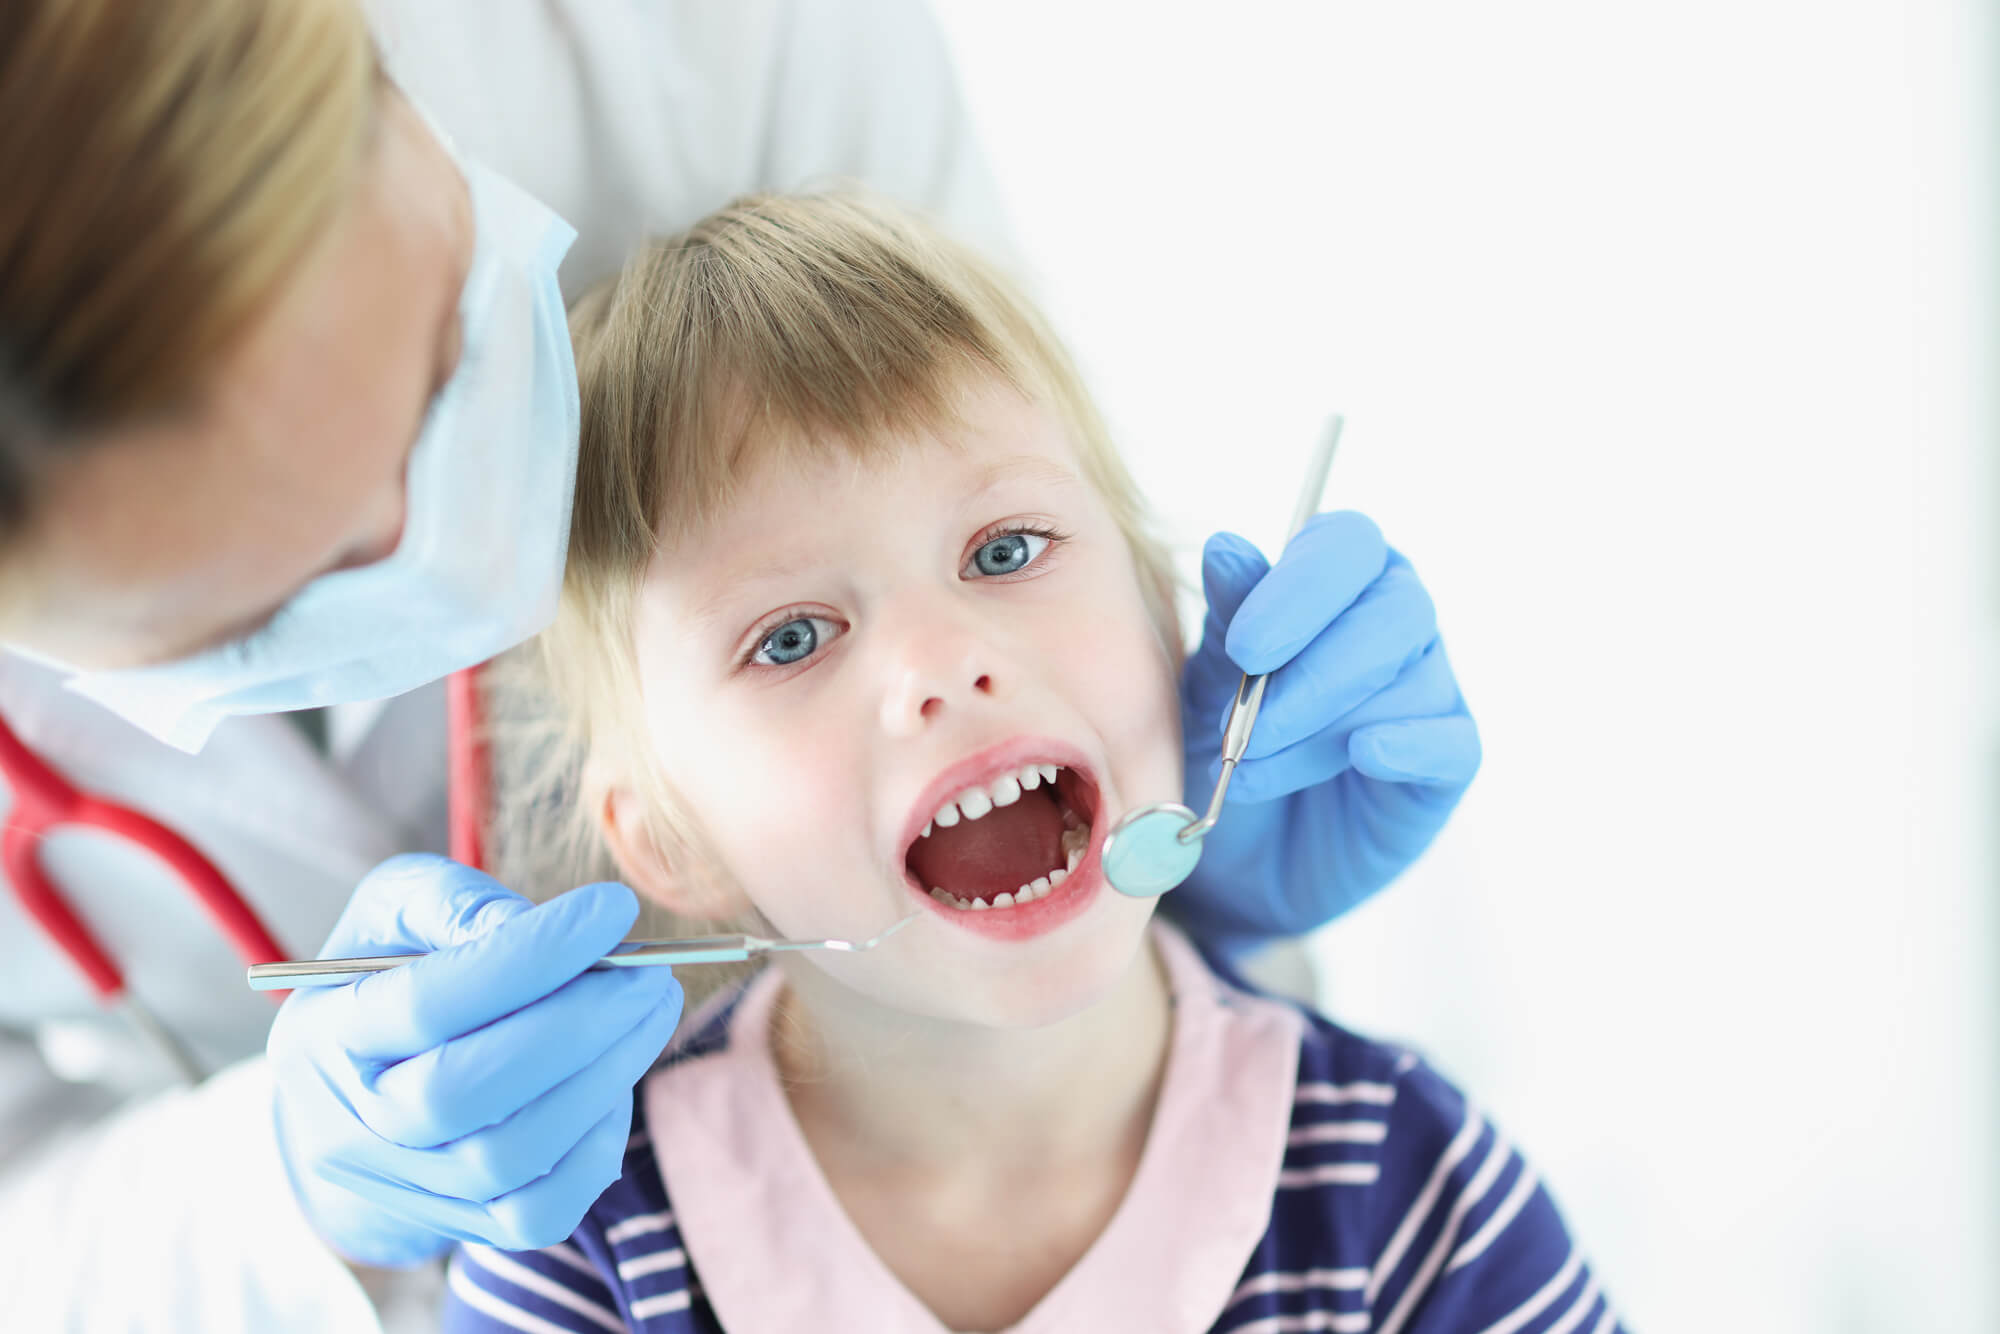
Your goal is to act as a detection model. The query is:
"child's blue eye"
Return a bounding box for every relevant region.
[752,616,840,667]
[968,531,1050,577]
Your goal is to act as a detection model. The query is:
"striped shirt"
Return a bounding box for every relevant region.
[443,924,1624,1334]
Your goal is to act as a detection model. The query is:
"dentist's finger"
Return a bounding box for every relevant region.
[334,879,641,1060]
[1349,715,1482,787]
[356,964,681,1147]
[1218,642,1464,802]
[1224,512,1387,675]
[482,1103,636,1252]
[1184,534,1271,725]
[322,854,531,957]
[1198,531,1268,645]
[345,994,683,1202]
[326,1102,637,1254]
[1240,553,1437,760]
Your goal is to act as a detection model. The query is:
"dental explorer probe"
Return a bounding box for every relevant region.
[247,910,922,991]
[1100,414,1343,898]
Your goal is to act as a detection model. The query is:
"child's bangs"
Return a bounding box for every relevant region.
[592,194,1033,555]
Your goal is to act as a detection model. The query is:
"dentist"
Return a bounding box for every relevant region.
[0,0,1479,1323]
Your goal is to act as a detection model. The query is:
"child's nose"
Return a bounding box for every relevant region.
[877,625,1002,738]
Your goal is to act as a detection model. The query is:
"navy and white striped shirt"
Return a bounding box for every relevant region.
[443,925,1624,1333]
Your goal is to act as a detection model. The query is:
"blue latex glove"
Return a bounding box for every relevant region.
[267,855,683,1266]
[1171,511,1481,953]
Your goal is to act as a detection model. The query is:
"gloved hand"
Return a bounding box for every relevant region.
[267,855,683,1267]
[1172,511,1481,952]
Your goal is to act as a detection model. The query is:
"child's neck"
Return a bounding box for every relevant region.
[768,936,1173,1328]
[773,938,1171,1166]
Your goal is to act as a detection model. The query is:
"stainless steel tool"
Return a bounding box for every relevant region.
[247,910,922,991]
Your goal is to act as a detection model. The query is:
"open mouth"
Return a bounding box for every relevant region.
[903,759,1102,917]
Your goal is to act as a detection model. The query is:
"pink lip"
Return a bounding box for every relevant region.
[896,736,1107,943]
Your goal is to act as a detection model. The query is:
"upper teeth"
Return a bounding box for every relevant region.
[921,763,1060,836]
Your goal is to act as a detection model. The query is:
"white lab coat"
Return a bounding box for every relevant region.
[0,2,1008,1328]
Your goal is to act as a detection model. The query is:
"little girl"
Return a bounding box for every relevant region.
[442,194,1623,1334]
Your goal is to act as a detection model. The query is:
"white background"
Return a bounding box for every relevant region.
[936,3,1996,1329]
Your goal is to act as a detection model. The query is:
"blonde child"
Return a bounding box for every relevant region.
[442,194,1622,1334]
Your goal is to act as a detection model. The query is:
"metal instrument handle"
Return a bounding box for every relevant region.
[1177,415,1343,844]
[246,934,762,991]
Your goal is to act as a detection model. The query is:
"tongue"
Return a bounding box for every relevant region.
[908,790,1066,900]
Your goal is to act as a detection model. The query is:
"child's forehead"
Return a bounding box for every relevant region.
[671,381,1085,552]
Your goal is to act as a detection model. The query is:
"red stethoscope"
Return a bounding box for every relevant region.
[0,666,490,1082]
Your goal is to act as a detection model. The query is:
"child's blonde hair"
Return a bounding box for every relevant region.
[490,193,1181,938]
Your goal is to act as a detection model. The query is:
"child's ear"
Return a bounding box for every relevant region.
[598,782,739,921]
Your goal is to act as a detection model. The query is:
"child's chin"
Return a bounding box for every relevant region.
[915,914,1158,1030]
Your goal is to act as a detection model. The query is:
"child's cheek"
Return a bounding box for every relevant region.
[1074,568,1183,797]
[687,698,861,896]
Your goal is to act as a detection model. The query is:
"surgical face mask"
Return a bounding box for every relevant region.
[60,158,581,753]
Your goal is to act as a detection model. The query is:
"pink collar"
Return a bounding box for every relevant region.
[643,922,1303,1333]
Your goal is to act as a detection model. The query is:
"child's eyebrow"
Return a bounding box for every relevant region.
[969,455,1080,495]
[682,455,1082,635]
[683,552,825,635]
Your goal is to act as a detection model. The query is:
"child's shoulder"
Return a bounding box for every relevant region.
[1277,1001,1491,1220]
[1191,933,1465,1135]
[1212,959,1506,1201]
[1288,1000,1420,1093]
[1199,951,1623,1334]
[1287,1001,1471,1139]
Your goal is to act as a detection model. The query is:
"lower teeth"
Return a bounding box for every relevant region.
[928,859,1079,912]
[923,810,1093,913]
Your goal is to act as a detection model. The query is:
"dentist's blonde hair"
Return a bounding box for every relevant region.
[0,0,376,544]
[488,192,1181,944]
